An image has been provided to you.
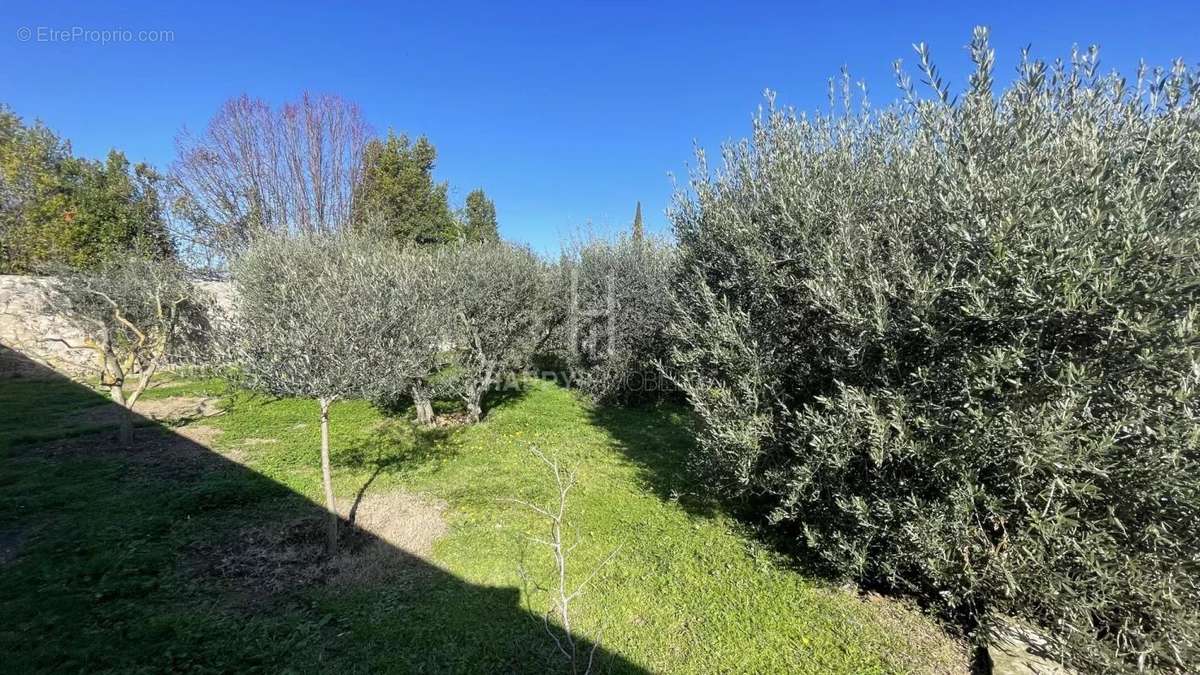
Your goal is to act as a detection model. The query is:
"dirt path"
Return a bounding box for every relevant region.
[82,396,224,426]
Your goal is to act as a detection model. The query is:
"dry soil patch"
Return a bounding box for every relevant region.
[334,491,449,586]
[186,490,448,600]
[83,396,223,426]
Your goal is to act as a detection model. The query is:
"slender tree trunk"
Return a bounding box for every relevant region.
[125,350,164,411]
[118,407,134,445]
[319,397,338,555]
[102,352,134,445]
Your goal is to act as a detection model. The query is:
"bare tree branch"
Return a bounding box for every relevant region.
[514,446,621,675]
[171,93,370,265]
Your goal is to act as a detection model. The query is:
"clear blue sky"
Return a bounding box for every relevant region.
[3,1,1198,252]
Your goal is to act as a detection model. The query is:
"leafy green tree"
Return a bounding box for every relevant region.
[462,188,499,242]
[0,106,172,273]
[354,131,458,245]
[59,152,173,267]
[1,106,70,272]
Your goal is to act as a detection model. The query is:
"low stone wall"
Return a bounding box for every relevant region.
[0,275,96,377]
[0,274,233,379]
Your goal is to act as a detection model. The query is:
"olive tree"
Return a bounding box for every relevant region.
[667,29,1199,671]
[393,248,447,426]
[437,242,550,422]
[223,234,434,553]
[41,253,200,444]
[557,231,675,404]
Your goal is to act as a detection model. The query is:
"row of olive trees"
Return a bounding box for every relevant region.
[216,235,552,552]
[215,228,678,552]
[23,223,671,552]
[32,31,1198,672]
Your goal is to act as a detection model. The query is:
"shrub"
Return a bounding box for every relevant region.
[667,28,1199,671]
[556,232,676,404]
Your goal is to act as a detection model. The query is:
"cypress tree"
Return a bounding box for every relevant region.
[353,131,458,245]
[463,188,499,242]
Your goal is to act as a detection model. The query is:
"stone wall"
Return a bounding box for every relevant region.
[0,274,233,379]
[0,275,96,377]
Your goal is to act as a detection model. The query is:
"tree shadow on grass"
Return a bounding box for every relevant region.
[585,397,841,571]
[0,346,648,674]
[481,380,532,415]
[340,422,458,527]
[583,389,978,652]
[584,400,726,519]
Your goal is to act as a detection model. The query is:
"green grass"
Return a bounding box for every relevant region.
[0,377,115,448]
[0,371,964,673]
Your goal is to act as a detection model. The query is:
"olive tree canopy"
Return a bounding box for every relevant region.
[436,242,551,422]
[667,29,1200,671]
[222,233,438,552]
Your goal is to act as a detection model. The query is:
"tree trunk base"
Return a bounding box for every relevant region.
[415,399,435,425]
[117,407,134,445]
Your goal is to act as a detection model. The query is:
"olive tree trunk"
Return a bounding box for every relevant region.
[109,383,134,445]
[464,381,485,423]
[319,397,338,554]
[463,362,495,423]
[466,398,483,424]
[411,385,435,426]
[98,348,136,446]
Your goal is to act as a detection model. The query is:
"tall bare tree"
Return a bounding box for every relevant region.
[171,93,369,263]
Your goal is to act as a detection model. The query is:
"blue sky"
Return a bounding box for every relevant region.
[3,1,1198,252]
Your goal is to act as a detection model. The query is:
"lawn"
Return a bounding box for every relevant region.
[0,365,966,673]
